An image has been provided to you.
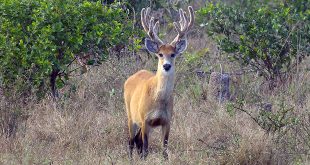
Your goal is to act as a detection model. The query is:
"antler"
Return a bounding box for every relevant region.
[170,6,194,45]
[141,7,164,45]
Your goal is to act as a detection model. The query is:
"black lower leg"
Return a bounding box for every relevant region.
[134,129,143,155]
[128,138,134,158]
[142,134,148,159]
[163,135,169,159]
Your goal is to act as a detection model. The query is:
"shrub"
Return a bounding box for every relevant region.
[0,0,139,97]
[197,0,310,87]
[226,97,298,134]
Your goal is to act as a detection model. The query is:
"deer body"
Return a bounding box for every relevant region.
[125,69,174,127]
[124,6,194,159]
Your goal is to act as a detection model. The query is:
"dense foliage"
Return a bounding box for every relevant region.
[197,0,310,85]
[0,0,138,97]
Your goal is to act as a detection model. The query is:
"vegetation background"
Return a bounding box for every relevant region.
[0,0,309,164]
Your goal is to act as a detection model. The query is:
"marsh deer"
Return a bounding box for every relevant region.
[124,6,194,159]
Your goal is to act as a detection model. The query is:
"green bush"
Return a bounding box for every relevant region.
[226,97,298,134]
[197,0,310,86]
[0,0,139,97]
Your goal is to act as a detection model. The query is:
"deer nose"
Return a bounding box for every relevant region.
[163,64,171,71]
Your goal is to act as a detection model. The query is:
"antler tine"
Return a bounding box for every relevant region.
[154,21,160,34]
[141,8,150,32]
[187,6,195,30]
[147,17,155,38]
[141,7,164,45]
[171,6,195,45]
[183,10,189,28]
[180,9,188,30]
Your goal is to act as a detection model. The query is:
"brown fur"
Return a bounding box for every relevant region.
[125,5,194,159]
[124,45,176,159]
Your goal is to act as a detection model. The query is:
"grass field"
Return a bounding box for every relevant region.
[1,32,310,165]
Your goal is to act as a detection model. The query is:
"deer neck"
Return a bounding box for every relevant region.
[154,64,175,100]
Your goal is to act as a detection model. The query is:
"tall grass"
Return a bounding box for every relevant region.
[0,34,310,164]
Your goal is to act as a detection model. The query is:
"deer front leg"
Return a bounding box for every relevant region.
[162,123,170,160]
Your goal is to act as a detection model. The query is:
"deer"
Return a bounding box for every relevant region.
[123,6,194,159]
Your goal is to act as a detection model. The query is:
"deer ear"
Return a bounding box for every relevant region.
[175,39,187,54]
[145,38,159,53]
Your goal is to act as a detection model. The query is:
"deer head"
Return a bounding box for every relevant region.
[141,6,194,73]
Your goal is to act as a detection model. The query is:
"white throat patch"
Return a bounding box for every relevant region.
[162,60,173,75]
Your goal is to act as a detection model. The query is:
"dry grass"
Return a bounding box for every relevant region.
[1,35,310,165]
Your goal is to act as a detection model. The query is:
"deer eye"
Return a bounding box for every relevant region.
[171,54,176,58]
[158,53,163,57]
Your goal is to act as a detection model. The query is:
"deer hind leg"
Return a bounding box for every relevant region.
[162,123,170,160]
[134,126,143,155]
[125,99,136,158]
[141,122,149,159]
[129,121,142,158]
[127,119,135,158]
